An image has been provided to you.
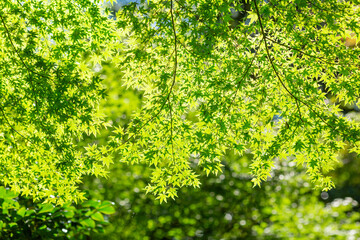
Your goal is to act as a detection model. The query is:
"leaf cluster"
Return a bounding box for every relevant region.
[1,0,360,204]
[0,186,115,239]
[110,0,360,202]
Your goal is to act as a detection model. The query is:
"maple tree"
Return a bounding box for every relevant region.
[0,0,360,204]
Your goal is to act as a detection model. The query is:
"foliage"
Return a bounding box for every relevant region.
[82,58,360,239]
[0,186,115,239]
[0,0,117,204]
[1,0,360,204]
[112,0,360,202]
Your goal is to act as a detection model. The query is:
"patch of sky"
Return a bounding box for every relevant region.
[103,0,141,12]
[272,113,283,122]
[103,0,141,19]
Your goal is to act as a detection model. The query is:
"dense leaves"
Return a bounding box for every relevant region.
[1,0,360,204]
[82,56,360,239]
[0,0,117,204]
[1,1,360,238]
[0,186,115,239]
[112,0,360,201]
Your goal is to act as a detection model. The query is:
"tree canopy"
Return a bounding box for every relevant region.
[1,0,360,204]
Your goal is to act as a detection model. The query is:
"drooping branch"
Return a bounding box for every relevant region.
[254,0,359,143]
[117,1,178,149]
[254,0,304,125]
[265,36,347,67]
[169,0,178,162]
[0,105,31,143]
[0,14,52,81]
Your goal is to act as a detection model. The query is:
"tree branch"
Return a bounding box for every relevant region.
[118,1,178,149]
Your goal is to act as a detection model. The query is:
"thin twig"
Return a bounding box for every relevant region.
[0,14,52,81]
[221,38,263,121]
[0,105,31,143]
[0,12,50,132]
[169,0,177,162]
[118,1,178,148]
[265,36,346,67]
[254,0,319,127]
[254,0,360,143]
